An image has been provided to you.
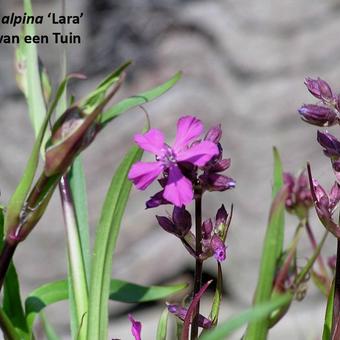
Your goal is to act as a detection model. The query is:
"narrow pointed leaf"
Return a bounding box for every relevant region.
[0,307,22,340]
[25,279,185,335]
[245,166,287,340]
[22,0,46,136]
[200,294,292,340]
[323,281,335,340]
[68,156,90,283]
[87,145,143,340]
[100,72,182,127]
[156,308,169,340]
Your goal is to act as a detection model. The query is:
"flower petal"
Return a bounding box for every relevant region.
[134,128,164,155]
[173,116,203,152]
[128,161,163,190]
[163,166,193,206]
[128,314,142,340]
[176,141,219,166]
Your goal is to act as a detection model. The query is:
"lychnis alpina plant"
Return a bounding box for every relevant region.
[129,115,236,338]
[1,1,333,340]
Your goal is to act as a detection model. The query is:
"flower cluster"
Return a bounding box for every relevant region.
[128,116,235,207]
[298,77,339,127]
[201,204,229,262]
[283,170,313,218]
[298,78,340,238]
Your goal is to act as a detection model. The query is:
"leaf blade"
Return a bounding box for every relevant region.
[100,72,182,126]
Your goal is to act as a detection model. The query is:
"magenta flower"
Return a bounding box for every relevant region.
[128,116,219,206]
[128,314,142,340]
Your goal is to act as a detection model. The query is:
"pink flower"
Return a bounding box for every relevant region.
[128,314,142,340]
[128,116,219,206]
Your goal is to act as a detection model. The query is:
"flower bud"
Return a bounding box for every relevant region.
[202,218,213,239]
[317,130,340,158]
[200,173,236,192]
[167,304,212,329]
[304,77,333,101]
[298,104,337,126]
[210,235,226,262]
[172,206,192,236]
[215,204,228,227]
[204,124,222,144]
[128,314,142,340]
[156,207,191,238]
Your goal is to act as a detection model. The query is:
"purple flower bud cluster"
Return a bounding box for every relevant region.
[283,171,313,218]
[299,77,340,239]
[307,165,340,238]
[299,77,339,127]
[201,205,229,262]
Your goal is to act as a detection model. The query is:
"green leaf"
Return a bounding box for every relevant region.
[25,278,185,335]
[200,294,292,340]
[22,0,46,137]
[156,308,169,340]
[210,262,223,324]
[323,280,334,340]
[4,74,81,235]
[109,280,187,303]
[244,148,286,340]
[80,62,131,114]
[68,156,90,284]
[3,264,27,334]
[100,72,182,127]
[87,144,143,340]
[25,280,67,333]
[272,147,285,259]
[0,307,22,340]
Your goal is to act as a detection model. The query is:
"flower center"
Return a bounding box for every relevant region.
[157,144,177,167]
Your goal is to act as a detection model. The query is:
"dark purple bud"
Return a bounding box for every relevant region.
[304,77,333,101]
[204,124,222,144]
[200,173,236,192]
[172,206,192,237]
[128,314,142,340]
[210,235,226,262]
[202,219,213,239]
[216,204,228,227]
[145,190,169,209]
[210,158,231,173]
[317,130,340,158]
[298,104,337,126]
[167,304,212,329]
[156,216,175,234]
[329,182,340,211]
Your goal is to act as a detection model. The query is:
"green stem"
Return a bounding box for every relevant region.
[0,308,21,340]
[58,176,88,339]
[191,188,203,340]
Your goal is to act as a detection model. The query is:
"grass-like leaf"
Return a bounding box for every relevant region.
[156,308,169,340]
[86,145,142,340]
[24,278,185,335]
[200,294,292,340]
[244,148,286,339]
[68,156,91,283]
[100,72,182,127]
[323,280,335,340]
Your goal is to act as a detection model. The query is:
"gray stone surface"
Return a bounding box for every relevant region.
[0,0,340,338]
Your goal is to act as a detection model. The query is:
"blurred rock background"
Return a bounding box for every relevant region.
[1,0,340,339]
